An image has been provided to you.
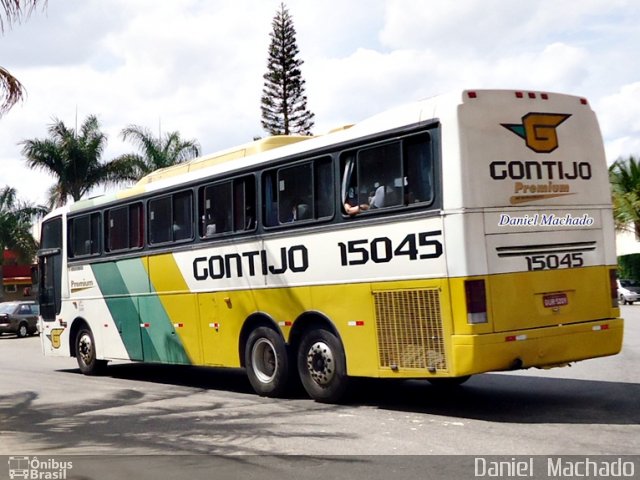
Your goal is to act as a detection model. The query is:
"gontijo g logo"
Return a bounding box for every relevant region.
[502,112,571,153]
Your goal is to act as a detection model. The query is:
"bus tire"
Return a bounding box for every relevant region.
[245,327,291,397]
[75,327,107,375]
[297,328,348,403]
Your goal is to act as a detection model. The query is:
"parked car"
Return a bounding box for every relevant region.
[0,301,40,338]
[617,279,640,305]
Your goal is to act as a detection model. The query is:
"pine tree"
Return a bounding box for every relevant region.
[261,3,314,136]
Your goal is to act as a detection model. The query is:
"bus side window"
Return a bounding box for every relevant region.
[263,159,330,227]
[341,142,403,215]
[172,191,193,241]
[200,182,232,237]
[106,203,143,251]
[69,213,101,257]
[262,172,278,227]
[315,157,334,219]
[148,197,172,244]
[106,206,128,251]
[148,191,193,244]
[403,133,433,205]
[358,142,403,210]
[233,176,256,231]
[130,203,144,248]
[341,153,359,214]
[277,163,312,223]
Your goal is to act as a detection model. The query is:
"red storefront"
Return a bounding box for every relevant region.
[2,250,35,302]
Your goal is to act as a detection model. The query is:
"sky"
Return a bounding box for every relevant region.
[1,0,640,206]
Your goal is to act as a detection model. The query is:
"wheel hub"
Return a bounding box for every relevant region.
[306,341,335,386]
[251,338,277,384]
[78,334,93,363]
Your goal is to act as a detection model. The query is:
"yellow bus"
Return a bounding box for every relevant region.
[38,89,623,402]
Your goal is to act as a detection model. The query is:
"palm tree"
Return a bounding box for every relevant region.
[609,155,640,237]
[116,124,201,179]
[0,185,45,298]
[1,0,46,115]
[21,115,138,207]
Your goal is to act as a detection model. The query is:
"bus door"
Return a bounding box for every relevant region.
[38,218,63,355]
[38,217,63,323]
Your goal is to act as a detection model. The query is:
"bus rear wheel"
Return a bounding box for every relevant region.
[297,328,348,403]
[245,327,291,397]
[75,327,107,375]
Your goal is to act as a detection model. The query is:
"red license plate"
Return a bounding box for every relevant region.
[543,293,568,308]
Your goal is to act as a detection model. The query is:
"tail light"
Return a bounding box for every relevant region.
[465,279,488,324]
[610,269,619,308]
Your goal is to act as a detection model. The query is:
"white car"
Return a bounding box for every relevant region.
[617,279,640,305]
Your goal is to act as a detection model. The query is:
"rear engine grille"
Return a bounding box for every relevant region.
[373,289,447,372]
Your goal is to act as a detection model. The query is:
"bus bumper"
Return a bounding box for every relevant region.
[450,318,624,376]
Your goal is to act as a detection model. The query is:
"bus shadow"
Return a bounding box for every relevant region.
[60,363,640,425]
[99,363,259,395]
[350,374,640,425]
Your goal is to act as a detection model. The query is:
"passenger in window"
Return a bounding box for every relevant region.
[205,223,217,236]
[290,198,312,221]
[369,184,386,208]
[369,182,402,209]
[173,221,191,241]
[344,187,369,216]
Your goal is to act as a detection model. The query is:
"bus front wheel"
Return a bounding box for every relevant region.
[245,327,291,397]
[75,327,107,375]
[297,329,348,403]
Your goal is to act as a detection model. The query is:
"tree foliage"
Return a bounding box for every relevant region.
[0,0,46,115]
[21,115,138,207]
[261,2,314,136]
[115,124,201,179]
[618,253,640,281]
[0,185,44,263]
[609,155,640,236]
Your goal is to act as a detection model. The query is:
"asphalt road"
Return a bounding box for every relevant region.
[0,307,638,479]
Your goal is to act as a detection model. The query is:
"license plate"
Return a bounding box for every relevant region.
[543,293,568,308]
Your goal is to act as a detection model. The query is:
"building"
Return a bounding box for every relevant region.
[1,250,36,302]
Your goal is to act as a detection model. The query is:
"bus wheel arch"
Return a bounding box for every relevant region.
[290,312,349,403]
[238,313,282,368]
[70,318,107,376]
[240,313,292,397]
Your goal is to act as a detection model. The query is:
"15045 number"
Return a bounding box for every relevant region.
[525,252,584,271]
[338,231,443,266]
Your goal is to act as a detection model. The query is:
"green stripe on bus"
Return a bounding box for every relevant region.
[91,259,190,365]
[91,261,145,361]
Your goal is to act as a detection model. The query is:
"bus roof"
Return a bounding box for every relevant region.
[136,135,314,186]
[51,89,594,216]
